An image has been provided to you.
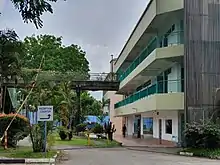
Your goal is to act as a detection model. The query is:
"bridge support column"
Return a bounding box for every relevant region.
[76,85,81,126]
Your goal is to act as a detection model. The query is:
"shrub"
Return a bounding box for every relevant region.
[75,123,87,133]
[0,113,30,148]
[104,122,116,141]
[30,124,44,152]
[92,124,104,134]
[57,126,68,140]
[30,121,54,152]
[47,133,56,151]
[184,121,220,149]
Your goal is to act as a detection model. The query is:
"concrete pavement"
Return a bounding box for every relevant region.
[59,148,220,165]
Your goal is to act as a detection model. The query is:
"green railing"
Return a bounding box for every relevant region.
[114,79,184,109]
[118,31,184,82]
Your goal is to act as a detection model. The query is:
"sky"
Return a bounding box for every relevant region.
[0,0,149,100]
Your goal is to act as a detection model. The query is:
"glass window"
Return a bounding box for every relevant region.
[165,119,172,134]
[143,117,153,134]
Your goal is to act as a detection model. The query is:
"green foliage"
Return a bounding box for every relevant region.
[47,133,56,151]
[104,122,116,141]
[183,148,220,159]
[10,0,66,29]
[0,29,23,83]
[0,114,29,148]
[184,122,220,149]
[81,92,102,116]
[76,123,87,133]
[57,126,69,140]
[104,122,116,134]
[29,124,44,152]
[29,121,54,152]
[0,146,57,158]
[21,35,89,76]
[92,124,104,134]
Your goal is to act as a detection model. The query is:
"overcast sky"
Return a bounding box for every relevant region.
[0,0,149,100]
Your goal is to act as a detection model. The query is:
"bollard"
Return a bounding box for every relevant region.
[87,133,90,146]
[4,131,7,150]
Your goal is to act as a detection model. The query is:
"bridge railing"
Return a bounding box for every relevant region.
[1,71,119,88]
[89,72,118,82]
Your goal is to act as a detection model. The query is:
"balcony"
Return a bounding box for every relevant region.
[118,31,184,83]
[114,0,184,72]
[115,79,184,109]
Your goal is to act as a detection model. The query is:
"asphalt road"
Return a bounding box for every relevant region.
[59,148,220,165]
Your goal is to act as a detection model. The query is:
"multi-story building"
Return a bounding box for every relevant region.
[103,58,124,136]
[114,0,184,143]
[114,0,220,144]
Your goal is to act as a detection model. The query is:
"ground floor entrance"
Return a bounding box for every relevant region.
[124,110,184,144]
[134,115,141,138]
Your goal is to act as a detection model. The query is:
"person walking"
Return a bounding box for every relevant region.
[122,124,127,138]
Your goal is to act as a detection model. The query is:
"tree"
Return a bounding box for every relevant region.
[0,29,23,83]
[24,81,57,152]
[0,29,23,113]
[21,35,89,76]
[10,0,66,29]
[81,92,102,116]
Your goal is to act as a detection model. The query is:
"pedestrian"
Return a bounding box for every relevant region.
[122,124,127,138]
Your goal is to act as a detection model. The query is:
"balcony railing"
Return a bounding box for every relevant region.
[118,31,184,82]
[114,79,184,109]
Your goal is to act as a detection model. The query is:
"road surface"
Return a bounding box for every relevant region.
[59,148,220,165]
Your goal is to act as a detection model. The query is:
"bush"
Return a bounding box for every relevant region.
[47,133,56,151]
[30,121,54,152]
[92,124,104,134]
[30,124,44,152]
[184,121,220,149]
[104,122,116,141]
[183,148,220,159]
[75,123,87,133]
[57,126,68,140]
[0,113,30,148]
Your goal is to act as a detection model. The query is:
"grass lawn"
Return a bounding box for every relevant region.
[182,148,220,159]
[55,136,121,148]
[0,146,57,158]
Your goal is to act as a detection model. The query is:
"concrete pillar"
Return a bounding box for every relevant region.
[127,115,134,136]
[140,114,144,138]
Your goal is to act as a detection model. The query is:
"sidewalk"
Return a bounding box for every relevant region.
[114,135,177,147]
[114,135,181,155]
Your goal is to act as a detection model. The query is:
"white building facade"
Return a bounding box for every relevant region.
[114,0,184,144]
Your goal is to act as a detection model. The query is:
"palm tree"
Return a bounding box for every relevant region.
[101,98,110,109]
[55,81,76,129]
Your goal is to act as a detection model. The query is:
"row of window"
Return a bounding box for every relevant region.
[141,118,173,135]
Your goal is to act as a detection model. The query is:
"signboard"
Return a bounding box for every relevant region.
[37,106,53,121]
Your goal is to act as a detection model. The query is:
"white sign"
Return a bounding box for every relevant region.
[37,106,53,121]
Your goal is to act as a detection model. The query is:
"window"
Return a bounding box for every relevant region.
[165,119,172,134]
[171,24,175,31]
[143,117,153,134]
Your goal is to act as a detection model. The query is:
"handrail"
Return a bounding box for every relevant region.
[118,31,184,82]
[114,79,184,109]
